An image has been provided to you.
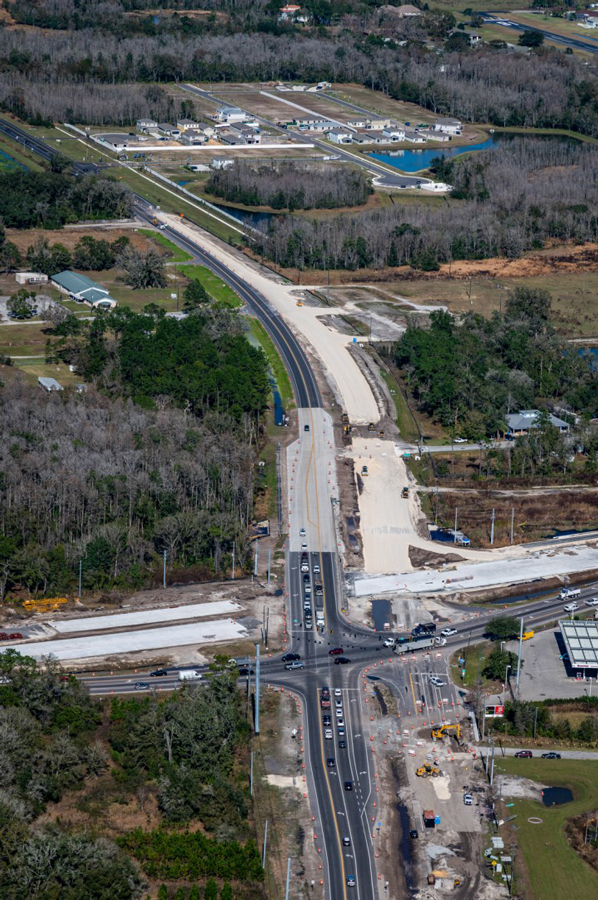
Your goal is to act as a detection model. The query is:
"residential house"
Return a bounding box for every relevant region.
[382,123,406,141]
[215,106,247,125]
[296,117,337,132]
[38,377,63,392]
[50,271,118,310]
[432,117,462,136]
[180,130,208,146]
[136,118,158,132]
[232,123,261,143]
[218,129,247,145]
[403,128,427,143]
[381,4,422,17]
[158,123,181,137]
[506,409,570,438]
[278,4,309,22]
[97,133,130,151]
[326,128,353,144]
[176,118,197,131]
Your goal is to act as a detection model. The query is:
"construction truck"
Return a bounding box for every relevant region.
[401,487,409,499]
[23,597,68,614]
[431,723,461,743]
[150,216,160,226]
[395,636,435,655]
[416,764,441,778]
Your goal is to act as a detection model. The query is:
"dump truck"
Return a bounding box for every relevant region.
[416,764,441,778]
[431,723,461,742]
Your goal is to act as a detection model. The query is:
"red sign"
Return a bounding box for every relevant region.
[495,705,505,716]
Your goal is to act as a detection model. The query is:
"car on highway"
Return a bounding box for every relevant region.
[329,647,344,656]
[463,793,474,805]
[343,836,351,846]
[238,667,254,676]
[301,561,309,573]
[337,726,345,737]
[134,682,150,690]
[335,707,343,718]
[429,676,445,687]
[304,424,310,432]
[303,573,310,583]
[299,528,306,538]
[336,717,345,728]
[305,618,313,629]
[324,728,333,739]
[326,758,335,768]
[585,597,598,606]
[334,687,342,697]
[284,661,304,670]
[564,602,579,613]
[338,739,347,749]
[541,752,561,759]
[383,637,395,647]
[335,698,343,708]
[313,562,320,574]
[334,657,350,665]
[322,714,332,725]
[441,628,457,637]
[150,669,169,677]
[315,582,323,596]
[282,653,301,662]
[346,875,356,887]
[514,750,533,758]
[344,781,353,791]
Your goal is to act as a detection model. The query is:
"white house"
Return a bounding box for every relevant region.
[383,124,406,141]
[326,128,353,144]
[432,117,462,136]
[506,409,570,437]
[176,118,197,132]
[180,130,207,146]
[232,123,261,143]
[404,128,427,144]
[136,118,157,132]
[15,272,48,286]
[215,106,247,125]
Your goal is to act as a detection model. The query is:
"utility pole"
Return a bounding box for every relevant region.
[285,858,291,900]
[454,507,458,543]
[516,618,524,698]
[490,508,495,546]
[262,819,268,869]
[162,550,167,589]
[510,507,515,545]
[254,546,259,577]
[250,751,254,797]
[232,541,235,580]
[255,642,261,735]
[78,558,83,600]
[267,548,271,586]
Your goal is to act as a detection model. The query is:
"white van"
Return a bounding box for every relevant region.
[560,588,581,599]
[178,670,202,682]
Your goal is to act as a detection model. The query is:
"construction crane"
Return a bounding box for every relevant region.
[416,763,441,778]
[431,723,462,742]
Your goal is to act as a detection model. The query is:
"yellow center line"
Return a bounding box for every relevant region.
[409,671,419,715]
[316,687,348,900]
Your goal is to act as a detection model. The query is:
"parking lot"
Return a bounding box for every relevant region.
[505,627,598,701]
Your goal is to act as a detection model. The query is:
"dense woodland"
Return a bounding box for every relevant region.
[0,170,131,229]
[0,12,597,135]
[0,310,269,598]
[0,650,262,898]
[256,139,598,269]
[206,161,372,210]
[395,288,598,439]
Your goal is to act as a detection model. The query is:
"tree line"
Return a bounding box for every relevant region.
[493,697,598,746]
[394,288,598,437]
[0,24,597,137]
[254,138,598,270]
[206,161,372,211]
[0,170,131,229]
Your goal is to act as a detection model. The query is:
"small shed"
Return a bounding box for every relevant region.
[38,377,63,392]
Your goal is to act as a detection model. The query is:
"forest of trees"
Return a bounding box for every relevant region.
[255,139,598,270]
[394,288,598,438]
[0,170,131,229]
[0,650,263,897]
[206,161,372,210]
[0,310,269,598]
[0,16,597,134]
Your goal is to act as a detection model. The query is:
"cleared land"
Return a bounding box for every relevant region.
[496,757,598,900]
[50,600,242,633]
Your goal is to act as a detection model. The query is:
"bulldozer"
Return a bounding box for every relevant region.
[431,723,461,743]
[416,763,441,778]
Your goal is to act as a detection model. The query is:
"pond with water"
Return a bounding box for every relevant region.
[542,787,573,807]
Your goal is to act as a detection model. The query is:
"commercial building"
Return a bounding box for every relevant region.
[50,271,118,310]
[559,620,598,673]
[15,272,48,285]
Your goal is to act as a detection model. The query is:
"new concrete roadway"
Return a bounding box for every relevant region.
[481,13,598,55]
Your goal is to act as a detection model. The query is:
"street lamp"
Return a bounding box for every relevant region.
[503,663,512,699]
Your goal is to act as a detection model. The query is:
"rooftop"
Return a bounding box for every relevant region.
[559,620,598,669]
[506,410,570,432]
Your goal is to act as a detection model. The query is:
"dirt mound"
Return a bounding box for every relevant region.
[409,545,465,568]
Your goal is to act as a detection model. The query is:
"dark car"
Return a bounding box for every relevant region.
[322,715,332,726]
[338,740,347,749]
[334,657,350,665]
[238,667,255,676]
[514,750,533,758]
[150,668,168,677]
[326,758,335,768]
[409,829,419,840]
[303,573,310,583]
[541,752,561,759]
[344,781,353,791]
[134,682,150,690]
[281,653,301,662]
[304,424,310,432]
[329,647,344,656]
[8,633,23,640]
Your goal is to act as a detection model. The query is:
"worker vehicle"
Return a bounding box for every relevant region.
[431,723,461,742]
[441,627,457,637]
[178,670,202,681]
[416,764,441,778]
[367,423,375,432]
[341,413,349,424]
[522,630,534,640]
[395,636,435,654]
[463,793,474,805]
[383,637,395,648]
[413,622,437,635]
[150,216,160,226]
[401,487,409,499]
[560,587,580,599]
[361,465,369,476]
[296,300,303,307]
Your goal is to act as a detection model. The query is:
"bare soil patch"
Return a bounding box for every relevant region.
[409,545,466,568]
[5,225,148,255]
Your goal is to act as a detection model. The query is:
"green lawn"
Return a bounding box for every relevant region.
[137,228,193,262]
[450,641,495,689]
[0,322,50,358]
[176,264,242,309]
[248,319,294,408]
[496,757,598,900]
[378,366,420,443]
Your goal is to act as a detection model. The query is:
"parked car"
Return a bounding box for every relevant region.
[304,424,310,432]
[299,528,306,538]
[409,829,419,839]
[463,793,474,805]
[541,752,561,759]
[361,465,369,476]
[514,750,533,758]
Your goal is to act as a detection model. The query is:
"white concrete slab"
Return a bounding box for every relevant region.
[287,408,338,553]
[49,600,241,633]
[16,620,247,661]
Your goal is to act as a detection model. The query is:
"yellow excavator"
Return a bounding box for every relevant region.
[416,763,441,778]
[431,723,461,742]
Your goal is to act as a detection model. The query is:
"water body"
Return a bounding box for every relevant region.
[542,787,573,807]
[371,598,391,631]
[368,131,576,174]
[212,202,272,229]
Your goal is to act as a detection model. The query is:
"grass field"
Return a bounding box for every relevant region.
[176,264,242,309]
[377,362,420,443]
[137,229,192,262]
[450,641,495,689]
[496,757,598,900]
[248,319,294,408]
